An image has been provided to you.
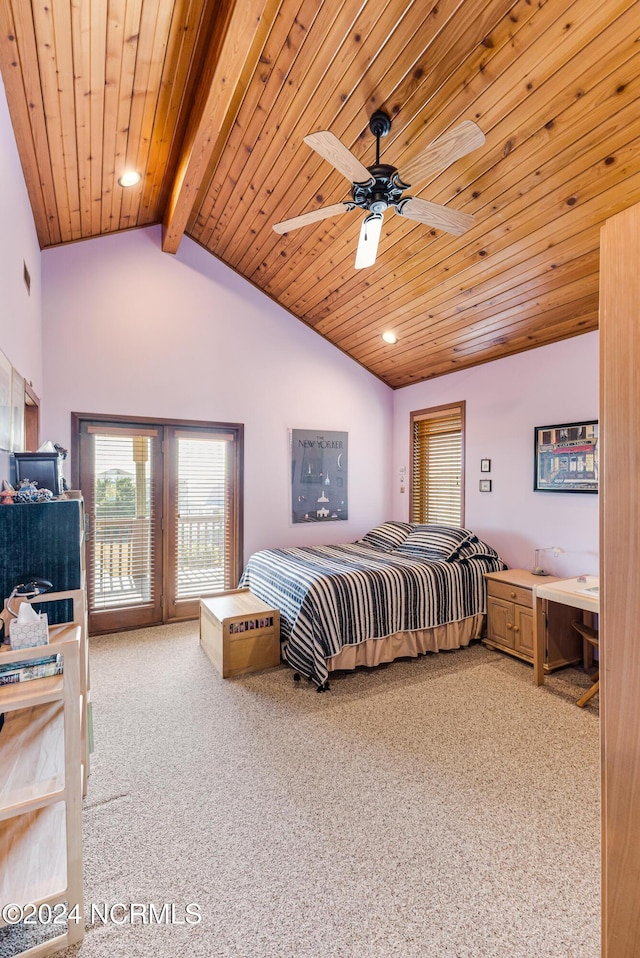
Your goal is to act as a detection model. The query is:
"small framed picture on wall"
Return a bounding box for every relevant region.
[479,479,492,492]
[480,458,491,472]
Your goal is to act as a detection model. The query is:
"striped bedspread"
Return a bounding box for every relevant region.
[239,542,504,686]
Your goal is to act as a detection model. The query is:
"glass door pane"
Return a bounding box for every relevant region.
[80,423,163,632]
[166,428,239,619]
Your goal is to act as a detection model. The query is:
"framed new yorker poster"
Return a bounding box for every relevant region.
[534,419,598,493]
[290,428,348,523]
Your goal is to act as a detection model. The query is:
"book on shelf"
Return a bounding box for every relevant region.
[0,653,63,686]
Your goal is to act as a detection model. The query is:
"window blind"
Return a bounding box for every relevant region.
[89,430,157,610]
[411,405,464,526]
[174,434,235,599]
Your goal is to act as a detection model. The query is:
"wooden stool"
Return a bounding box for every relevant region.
[572,620,599,707]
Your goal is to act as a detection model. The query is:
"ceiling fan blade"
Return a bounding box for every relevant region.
[272,202,351,234]
[303,131,373,184]
[355,213,383,269]
[398,197,474,236]
[400,120,485,187]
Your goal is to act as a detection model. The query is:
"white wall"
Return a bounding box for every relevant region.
[41,226,394,560]
[392,332,599,577]
[0,73,42,391]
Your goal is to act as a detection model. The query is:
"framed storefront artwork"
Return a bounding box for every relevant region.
[534,419,598,493]
[290,428,348,523]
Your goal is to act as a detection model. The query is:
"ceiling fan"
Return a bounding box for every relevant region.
[272,110,485,268]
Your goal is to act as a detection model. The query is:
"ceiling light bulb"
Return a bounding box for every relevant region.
[382,331,398,344]
[118,170,142,188]
[355,213,383,269]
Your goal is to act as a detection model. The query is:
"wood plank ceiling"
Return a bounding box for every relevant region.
[1,0,639,388]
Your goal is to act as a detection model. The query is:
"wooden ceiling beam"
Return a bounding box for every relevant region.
[161,0,278,254]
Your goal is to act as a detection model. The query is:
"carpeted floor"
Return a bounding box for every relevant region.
[2,622,600,958]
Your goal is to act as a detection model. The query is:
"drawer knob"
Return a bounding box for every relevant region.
[510,591,516,597]
[507,623,513,630]
[513,626,520,633]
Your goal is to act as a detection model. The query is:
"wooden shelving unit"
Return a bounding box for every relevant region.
[0,625,84,955]
[35,589,90,790]
[0,700,64,816]
[0,498,90,793]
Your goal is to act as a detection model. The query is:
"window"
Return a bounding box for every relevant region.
[410,402,465,526]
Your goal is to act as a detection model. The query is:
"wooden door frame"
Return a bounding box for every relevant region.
[71,412,245,629]
[24,381,40,450]
[599,205,640,957]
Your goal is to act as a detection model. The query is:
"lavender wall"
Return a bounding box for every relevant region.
[41,226,394,561]
[40,220,599,574]
[0,75,42,390]
[0,75,42,481]
[392,332,600,576]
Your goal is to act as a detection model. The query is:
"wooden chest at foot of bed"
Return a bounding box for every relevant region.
[200,589,281,678]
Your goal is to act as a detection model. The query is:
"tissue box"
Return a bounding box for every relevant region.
[10,612,49,649]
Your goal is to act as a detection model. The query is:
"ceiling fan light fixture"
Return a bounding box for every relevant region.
[355,213,383,269]
[381,331,398,344]
[117,170,142,188]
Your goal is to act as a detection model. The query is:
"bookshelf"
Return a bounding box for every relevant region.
[30,590,90,791]
[0,497,92,792]
[0,626,84,954]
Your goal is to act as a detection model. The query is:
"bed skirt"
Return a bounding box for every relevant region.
[325,613,485,673]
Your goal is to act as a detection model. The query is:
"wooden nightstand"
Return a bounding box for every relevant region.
[484,569,583,672]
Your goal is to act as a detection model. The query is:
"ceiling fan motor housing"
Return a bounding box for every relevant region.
[351,163,406,214]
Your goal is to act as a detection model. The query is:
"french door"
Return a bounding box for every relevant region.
[75,415,243,634]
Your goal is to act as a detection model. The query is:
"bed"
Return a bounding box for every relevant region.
[239,522,505,689]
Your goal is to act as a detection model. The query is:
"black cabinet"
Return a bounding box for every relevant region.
[0,499,83,623]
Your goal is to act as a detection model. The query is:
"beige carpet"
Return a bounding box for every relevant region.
[2,622,600,958]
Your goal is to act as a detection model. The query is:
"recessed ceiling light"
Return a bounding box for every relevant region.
[117,170,142,188]
[382,331,398,344]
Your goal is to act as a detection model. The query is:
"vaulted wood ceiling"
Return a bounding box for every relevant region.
[1,0,638,388]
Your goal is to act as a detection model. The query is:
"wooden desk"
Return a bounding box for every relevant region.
[533,575,599,686]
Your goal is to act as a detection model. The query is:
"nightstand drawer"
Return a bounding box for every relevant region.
[487,579,532,608]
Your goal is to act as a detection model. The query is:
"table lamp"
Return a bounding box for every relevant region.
[532,546,563,576]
